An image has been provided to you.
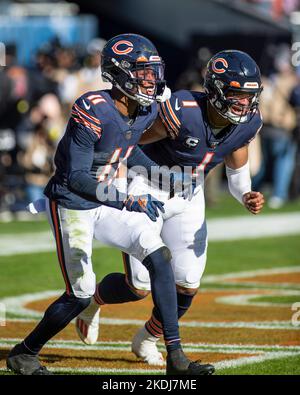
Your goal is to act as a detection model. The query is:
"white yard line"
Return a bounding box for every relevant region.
[203,266,300,284]
[0,339,263,355]
[1,289,297,330]
[215,289,300,307]
[1,338,300,353]
[1,260,300,331]
[1,348,299,374]
[3,316,296,330]
[207,212,300,241]
[1,212,300,256]
[0,366,165,374]
[0,247,299,374]
[214,351,300,370]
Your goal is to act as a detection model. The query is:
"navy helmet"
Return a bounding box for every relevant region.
[204,50,263,124]
[101,33,166,106]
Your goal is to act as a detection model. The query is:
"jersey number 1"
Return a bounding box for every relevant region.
[193,152,215,177]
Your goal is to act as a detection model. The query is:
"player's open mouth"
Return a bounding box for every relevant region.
[145,87,155,95]
[231,105,248,116]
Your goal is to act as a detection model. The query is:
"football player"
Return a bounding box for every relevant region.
[75,50,265,367]
[6,34,211,376]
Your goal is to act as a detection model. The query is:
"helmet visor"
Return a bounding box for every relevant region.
[131,62,165,84]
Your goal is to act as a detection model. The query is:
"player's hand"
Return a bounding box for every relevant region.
[242,191,265,215]
[170,171,196,200]
[124,194,165,221]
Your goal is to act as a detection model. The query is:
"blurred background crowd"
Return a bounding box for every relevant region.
[1,0,300,221]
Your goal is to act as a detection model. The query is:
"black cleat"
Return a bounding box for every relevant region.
[6,343,53,375]
[166,348,215,375]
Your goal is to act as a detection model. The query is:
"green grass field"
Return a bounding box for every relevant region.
[0,195,299,375]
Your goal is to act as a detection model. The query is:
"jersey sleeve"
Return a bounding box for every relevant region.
[71,95,103,142]
[66,119,126,210]
[158,92,184,139]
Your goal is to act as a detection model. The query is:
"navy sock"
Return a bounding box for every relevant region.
[177,292,195,319]
[142,247,180,352]
[95,273,144,304]
[146,292,195,339]
[22,292,91,355]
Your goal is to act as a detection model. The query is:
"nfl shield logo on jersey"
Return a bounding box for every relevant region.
[184,136,200,149]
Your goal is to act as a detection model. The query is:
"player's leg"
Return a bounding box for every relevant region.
[7,199,96,375]
[120,253,164,366]
[89,206,203,373]
[100,203,214,375]
[76,249,152,345]
[93,206,185,351]
[75,201,161,345]
[76,174,164,343]
[131,189,214,373]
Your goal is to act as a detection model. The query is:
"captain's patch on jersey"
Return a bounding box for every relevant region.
[184,136,200,149]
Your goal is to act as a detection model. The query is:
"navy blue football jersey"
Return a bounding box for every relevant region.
[142,90,263,177]
[44,90,157,209]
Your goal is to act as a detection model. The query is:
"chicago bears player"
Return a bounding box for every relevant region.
[75,50,265,368]
[6,34,207,376]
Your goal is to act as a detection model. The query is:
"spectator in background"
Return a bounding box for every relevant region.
[0,45,30,218]
[244,0,300,19]
[31,42,59,99]
[175,47,211,91]
[289,70,300,200]
[58,38,111,113]
[15,93,62,205]
[16,92,64,144]
[0,37,113,219]
[19,125,55,204]
[253,45,298,208]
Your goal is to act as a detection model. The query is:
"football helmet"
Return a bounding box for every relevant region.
[204,50,263,124]
[101,33,166,106]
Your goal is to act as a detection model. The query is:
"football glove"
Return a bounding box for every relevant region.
[124,194,165,222]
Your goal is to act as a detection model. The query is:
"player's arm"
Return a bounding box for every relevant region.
[139,116,168,144]
[67,120,127,210]
[67,122,164,219]
[139,92,183,145]
[224,145,264,214]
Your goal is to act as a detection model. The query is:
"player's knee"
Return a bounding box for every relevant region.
[75,295,92,310]
[176,284,198,296]
[135,230,165,262]
[175,267,201,290]
[130,286,151,299]
[143,246,172,271]
[65,292,92,310]
[128,263,151,294]
[71,271,96,298]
